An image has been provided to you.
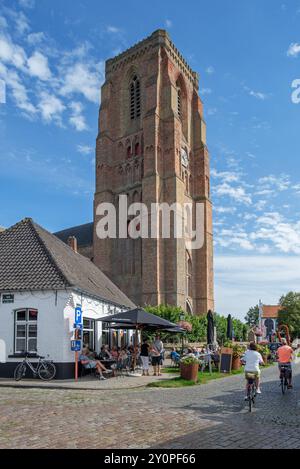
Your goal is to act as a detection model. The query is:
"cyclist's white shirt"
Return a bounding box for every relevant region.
[243,350,264,372]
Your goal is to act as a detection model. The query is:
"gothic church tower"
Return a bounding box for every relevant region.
[93,30,214,314]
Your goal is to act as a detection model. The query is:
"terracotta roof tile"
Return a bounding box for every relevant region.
[262,305,281,318]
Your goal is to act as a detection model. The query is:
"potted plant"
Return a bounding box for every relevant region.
[224,341,246,370]
[257,343,269,364]
[180,356,199,383]
[231,343,247,370]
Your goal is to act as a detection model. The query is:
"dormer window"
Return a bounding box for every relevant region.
[130,76,141,120]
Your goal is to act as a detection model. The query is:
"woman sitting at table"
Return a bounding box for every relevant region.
[79,346,111,380]
[111,346,120,359]
[99,345,112,360]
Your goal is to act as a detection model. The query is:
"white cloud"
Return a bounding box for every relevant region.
[207,107,217,116]
[211,169,240,183]
[206,65,215,74]
[106,26,121,34]
[27,51,51,80]
[253,212,300,254]
[287,43,300,58]
[200,87,212,95]
[27,32,46,45]
[214,182,252,205]
[165,19,172,28]
[0,16,8,28]
[69,101,88,131]
[13,11,30,36]
[77,144,94,155]
[257,174,290,192]
[249,90,268,100]
[19,0,35,8]
[38,91,65,124]
[215,255,300,318]
[0,34,27,69]
[0,62,36,115]
[60,61,103,103]
[216,228,255,251]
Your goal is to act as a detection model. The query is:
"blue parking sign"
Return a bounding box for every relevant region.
[75,306,82,325]
[71,340,81,352]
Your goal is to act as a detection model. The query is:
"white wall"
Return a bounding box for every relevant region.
[0,290,65,363]
[0,289,130,364]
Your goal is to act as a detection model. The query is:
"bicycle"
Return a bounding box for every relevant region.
[279,364,291,395]
[245,372,257,412]
[14,355,56,381]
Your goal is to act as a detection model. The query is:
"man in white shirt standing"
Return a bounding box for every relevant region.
[242,342,264,397]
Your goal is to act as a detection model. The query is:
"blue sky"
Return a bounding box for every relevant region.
[1,0,300,319]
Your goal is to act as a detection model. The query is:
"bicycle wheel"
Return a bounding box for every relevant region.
[38,361,56,380]
[248,395,252,412]
[281,377,286,395]
[14,363,26,381]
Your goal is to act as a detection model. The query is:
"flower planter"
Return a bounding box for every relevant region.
[232,357,241,370]
[180,363,199,382]
[262,355,268,365]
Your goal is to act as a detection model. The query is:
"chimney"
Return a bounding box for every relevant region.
[67,236,78,253]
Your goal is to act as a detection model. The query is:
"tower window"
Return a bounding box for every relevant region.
[177,87,181,119]
[127,146,131,158]
[134,142,140,156]
[130,76,141,120]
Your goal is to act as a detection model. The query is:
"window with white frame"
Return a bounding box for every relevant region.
[14,309,38,354]
[83,318,95,351]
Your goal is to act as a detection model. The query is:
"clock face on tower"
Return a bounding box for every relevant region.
[181,147,189,168]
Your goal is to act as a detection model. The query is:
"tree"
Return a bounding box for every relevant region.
[244,305,259,327]
[143,305,248,344]
[278,292,300,339]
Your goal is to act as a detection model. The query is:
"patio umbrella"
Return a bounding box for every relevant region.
[98,308,179,329]
[226,314,233,340]
[207,310,214,348]
[97,308,180,368]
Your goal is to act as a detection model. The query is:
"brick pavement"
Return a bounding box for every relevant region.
[0,363,299,449]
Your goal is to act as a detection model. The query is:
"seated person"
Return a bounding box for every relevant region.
[241,342,264,397]
[111,346,120,359]
[99,345,112,360]
[79,346,112,380]
[277,338,294,389]
[170,347,180,363]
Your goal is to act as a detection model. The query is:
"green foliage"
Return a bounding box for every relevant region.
[148,368,244,388]
[223,341,247,358]
[278,292,300,339]
[257,344,269,357]
[244,305,260,327]
[143,304,247,344]
[180,356,199,365]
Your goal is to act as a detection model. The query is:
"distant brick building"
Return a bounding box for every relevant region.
[259,301,281,340]
[93,30,214,314]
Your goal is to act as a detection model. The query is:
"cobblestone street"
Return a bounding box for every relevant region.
[1,363,300,449]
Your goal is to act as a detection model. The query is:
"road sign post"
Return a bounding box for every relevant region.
[73,305,83,380]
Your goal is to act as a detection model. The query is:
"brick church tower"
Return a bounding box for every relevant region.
[93,30,214,314]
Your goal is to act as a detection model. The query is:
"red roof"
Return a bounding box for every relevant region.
[262,305,281,318]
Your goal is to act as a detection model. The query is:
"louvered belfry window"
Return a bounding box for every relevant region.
[130,76,141,120]
[177,87,182,119]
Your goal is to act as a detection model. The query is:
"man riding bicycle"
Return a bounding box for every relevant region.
[241,342,264,399]
[277,338,294,389]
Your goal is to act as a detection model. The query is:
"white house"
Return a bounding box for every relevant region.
[0,218,135,379]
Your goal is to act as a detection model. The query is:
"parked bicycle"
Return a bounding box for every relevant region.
[14,355,56,381]
[245,372,257,412]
